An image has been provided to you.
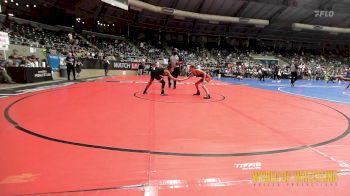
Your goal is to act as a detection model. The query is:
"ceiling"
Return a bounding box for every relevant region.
[3,0,350,43]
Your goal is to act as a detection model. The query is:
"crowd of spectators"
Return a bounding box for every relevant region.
[1,20,349,84]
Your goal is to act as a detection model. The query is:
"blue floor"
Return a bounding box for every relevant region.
[217,78,350,105]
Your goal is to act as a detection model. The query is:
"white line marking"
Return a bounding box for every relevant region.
[259,84,344,88]
[308,147,350,176]
[144,186,158,196]
[278,87,350,105]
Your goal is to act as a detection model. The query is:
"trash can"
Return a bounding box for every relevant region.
[59,65,67,78]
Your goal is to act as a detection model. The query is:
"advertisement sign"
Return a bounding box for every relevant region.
[0,32,9,45]
[47,55,66,71]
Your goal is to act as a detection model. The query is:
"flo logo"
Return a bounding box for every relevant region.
[234,162,262,170]
[314,10,335,18]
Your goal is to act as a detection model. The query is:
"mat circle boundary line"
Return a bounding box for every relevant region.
[3,86,350,157]
[133,91,226,103]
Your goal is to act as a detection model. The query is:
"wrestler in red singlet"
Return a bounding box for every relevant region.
[179,65,212,99]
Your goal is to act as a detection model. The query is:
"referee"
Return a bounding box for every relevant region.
[103,57,110,76]
[290,59,299,87]
[65,52,76,80]
[168,48,180,89]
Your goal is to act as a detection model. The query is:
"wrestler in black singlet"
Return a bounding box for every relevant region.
[144,67,167,95]
[151,68,165,80]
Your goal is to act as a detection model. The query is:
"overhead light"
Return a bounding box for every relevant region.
[82,22,85,24]
[4,0,8,3]
[72,25,74,27]
[15,2,18,6]
[112,24,115,26]
[33,5,36,8]
[10,0,13,2]
[107,24,109,27]
[8,13,13,16]
[26,4,29,7]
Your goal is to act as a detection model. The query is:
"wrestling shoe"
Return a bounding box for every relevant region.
[203,95,211,99]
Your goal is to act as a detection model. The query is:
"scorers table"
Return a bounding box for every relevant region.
[6,67,53,83]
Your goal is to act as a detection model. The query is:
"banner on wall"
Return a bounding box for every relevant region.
[0,32,9,58]
[131,62,140,70]
[47,54,66,71]
[112,62,132,70]
[80,58,155,70]
[0,32,9,46]
[47,56,158,71]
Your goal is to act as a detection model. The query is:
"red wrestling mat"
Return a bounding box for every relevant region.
[0,75,350,195]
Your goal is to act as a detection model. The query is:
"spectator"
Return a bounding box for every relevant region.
[8,49,22,66]
[0,60,15,84]
[75,60,83,77]
[65,52,76,80]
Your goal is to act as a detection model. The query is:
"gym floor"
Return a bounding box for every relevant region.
[0,76,349,195]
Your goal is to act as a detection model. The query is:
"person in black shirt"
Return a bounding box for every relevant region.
[273,64,280,81]
[339,75,350,89]
[103,57,110,76]
[290,60,299,87]
[168,49,181,89]
[75,60,83,77]
[258,65,267,82]
[65,53,76,80]
[143,65,179,96]
[138,63,144,75]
